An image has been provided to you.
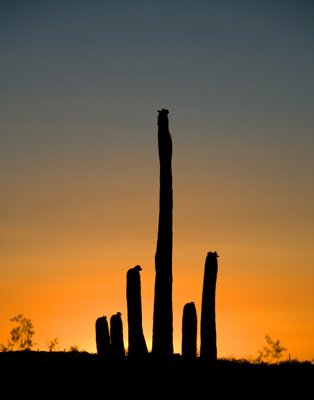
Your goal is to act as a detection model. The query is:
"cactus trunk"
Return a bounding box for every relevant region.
[152,109,173,359]
[110,312,125,360]
[182,302,197,361]
[126,265,148,358]
[95,315,111,359]
[200,251,218,363]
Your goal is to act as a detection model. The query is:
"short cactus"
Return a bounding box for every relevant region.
[110,312,125,360]
[95,315,111,359]
[182,302,197,360]
[126,265,148,358]
[200,251,219,363]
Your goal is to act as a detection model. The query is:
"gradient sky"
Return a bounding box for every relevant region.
[1,0,313,360]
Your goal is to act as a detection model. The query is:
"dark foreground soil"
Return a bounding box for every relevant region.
[0,351,312,398]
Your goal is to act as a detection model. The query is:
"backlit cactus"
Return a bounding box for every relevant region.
[110,312,125,360]
[182,302,197,361]
[126,265,148,358]
[200,251,218,363]
[95,315,111,359]
[152,109,174,359]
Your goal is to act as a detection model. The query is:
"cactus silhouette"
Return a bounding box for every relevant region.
[95,315,111,359]
[126,265,148,358]
[110,312,125,360]
[152,108,173,359]
[182,302,197,361]
[200,251,218,363]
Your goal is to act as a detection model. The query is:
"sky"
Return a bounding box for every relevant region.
[1,0,313,361]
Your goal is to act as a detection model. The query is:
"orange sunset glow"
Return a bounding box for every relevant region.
[1,1,313,363]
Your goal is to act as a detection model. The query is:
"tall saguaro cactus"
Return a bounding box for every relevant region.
[182,302,197,361]
[95,315,111,359]
[152,108,173,359]
[200,251,219,363]
[126,265,148,358]
[110,312,125,360]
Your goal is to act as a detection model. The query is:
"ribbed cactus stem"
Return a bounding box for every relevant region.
[95,315,111,359]
[182,302,197,360]
[126,265,148,358]
[200,251,218,363]
[152,108,173,359]
[110,312,125,360]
